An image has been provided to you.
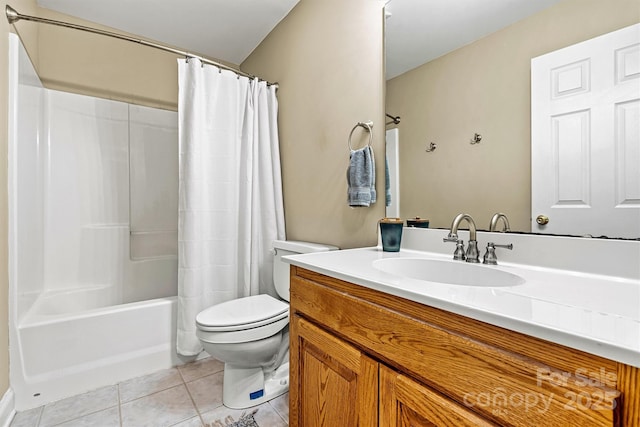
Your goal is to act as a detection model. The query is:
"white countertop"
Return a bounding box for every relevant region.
[284,243,640,368]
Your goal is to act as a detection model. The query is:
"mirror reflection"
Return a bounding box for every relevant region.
[384,0,640,239]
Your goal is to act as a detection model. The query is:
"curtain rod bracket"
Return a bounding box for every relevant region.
[6,5,19,24]
[385,113,401,125]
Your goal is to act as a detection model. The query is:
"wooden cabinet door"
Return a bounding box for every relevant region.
[380,366,498,427]
[290,315,378,427]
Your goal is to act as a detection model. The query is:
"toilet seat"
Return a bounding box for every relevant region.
[196,294,290,344]
[196,294,289,332]
[197,316,289,344]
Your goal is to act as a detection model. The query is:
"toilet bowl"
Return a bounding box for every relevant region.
[195,240,338,409]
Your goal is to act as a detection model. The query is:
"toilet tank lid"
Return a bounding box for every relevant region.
[273,240,339,253]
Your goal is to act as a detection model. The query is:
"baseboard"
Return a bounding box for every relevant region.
[0,388,16,427]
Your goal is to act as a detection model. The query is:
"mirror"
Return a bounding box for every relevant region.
[384,0,640,239]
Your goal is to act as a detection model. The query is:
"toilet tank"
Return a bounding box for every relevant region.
[273,240,338,301]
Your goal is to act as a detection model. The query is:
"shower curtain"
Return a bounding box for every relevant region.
[177,58,285,356]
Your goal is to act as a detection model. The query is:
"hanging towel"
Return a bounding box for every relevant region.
[347,146,376,207]
[385,155,391,207]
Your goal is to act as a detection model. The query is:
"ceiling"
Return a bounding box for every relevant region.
[35,0,564,75]
[385,0,565,79]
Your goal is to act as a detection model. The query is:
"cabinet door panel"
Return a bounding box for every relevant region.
[291,315,378,427]
[381,366,498,427]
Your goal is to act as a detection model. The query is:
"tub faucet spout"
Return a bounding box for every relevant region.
[443,213,480,263]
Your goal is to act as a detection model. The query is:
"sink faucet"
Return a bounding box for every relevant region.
[443,213,480,263]
[489,213,511,232]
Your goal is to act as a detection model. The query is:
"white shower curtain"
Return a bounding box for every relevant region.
[177,58,285,356]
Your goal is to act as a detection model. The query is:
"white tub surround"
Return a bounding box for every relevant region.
[284,227,640,368]
[8,34,181,410]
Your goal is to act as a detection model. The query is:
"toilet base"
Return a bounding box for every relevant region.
[222,361,290,409]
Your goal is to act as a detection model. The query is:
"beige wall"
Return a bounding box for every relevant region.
[26,11,185,110]
[242,0,386,249]
[1,0,384,401]
[386,0,640,232]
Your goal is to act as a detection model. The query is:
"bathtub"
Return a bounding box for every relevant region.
[11,295,186,410]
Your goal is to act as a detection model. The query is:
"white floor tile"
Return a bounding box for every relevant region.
[120,385,198,427]
[39,386,118,427]
[178,358,224,383]
[9,406,42,427]
[269,393,289,424]
[10,357,288,426]
[184,372,224,414]
[253,405,288,427]
[169,415,204,427]
[119,368,183,403]
[53,406,120,427]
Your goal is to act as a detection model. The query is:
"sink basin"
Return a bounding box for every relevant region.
[373,258,525,287]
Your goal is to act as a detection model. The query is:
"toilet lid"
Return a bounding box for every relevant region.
[196,294,289,332]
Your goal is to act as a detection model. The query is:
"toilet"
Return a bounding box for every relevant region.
[195,240,338,409]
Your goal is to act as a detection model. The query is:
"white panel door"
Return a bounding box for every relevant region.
[531,23,640,238]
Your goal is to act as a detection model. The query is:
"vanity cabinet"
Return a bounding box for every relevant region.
[289,266,639,427]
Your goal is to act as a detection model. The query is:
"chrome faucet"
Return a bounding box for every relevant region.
[489,213,511,232]
[443,213,480,263]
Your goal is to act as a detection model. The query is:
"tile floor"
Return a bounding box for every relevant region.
[10,357,289,427]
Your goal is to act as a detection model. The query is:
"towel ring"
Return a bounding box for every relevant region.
[348,121,373,151]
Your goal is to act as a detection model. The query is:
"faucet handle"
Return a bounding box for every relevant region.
[444,236,466,260]
[453,239,466,261]
[482,242,513,265]
[443,233,459,243]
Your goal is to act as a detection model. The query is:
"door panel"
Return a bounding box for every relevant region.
[291,316,378,427]
[380,366,497,427]
[532,23,640,238]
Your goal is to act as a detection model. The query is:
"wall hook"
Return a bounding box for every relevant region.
[470,133,482,144]
[425,142,437,152]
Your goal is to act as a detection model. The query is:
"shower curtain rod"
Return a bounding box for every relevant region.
[5,5,275,86]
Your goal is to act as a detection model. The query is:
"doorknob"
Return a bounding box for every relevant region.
[536,215,549,225]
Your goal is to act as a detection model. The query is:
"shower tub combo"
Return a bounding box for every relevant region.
[8,34,184,410]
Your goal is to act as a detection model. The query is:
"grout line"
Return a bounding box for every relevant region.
[46,404,120,427]
[120,383,185,405]
[181,376,206,427]
[116,384,123,427]
[268,399,289,426]
[35,406,44,427]
[176,361,207,426]
[176,365,188,385]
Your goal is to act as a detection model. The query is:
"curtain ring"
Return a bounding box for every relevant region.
[348,121,373,151]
